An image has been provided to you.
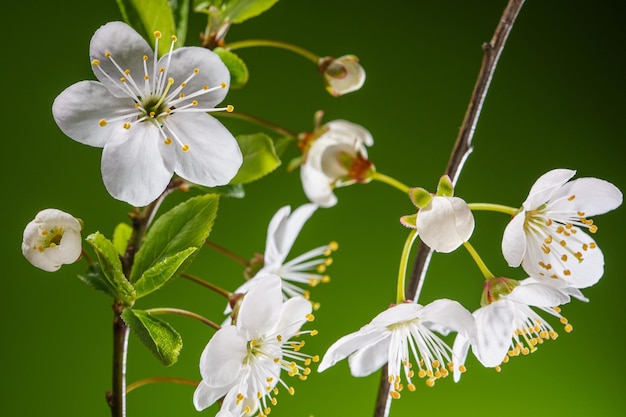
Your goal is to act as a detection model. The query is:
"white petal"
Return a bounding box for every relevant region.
[416,196,474,253]
[274,296,312,339]
[263,206,292,266]
[347,333,390,377]
[420,299,476,338]
[370,303,422,326]
[318,325,386,372]
[300,163,337,207]
[199,325,247,386]
[548,177,623,216]
[164,46,230,107]
[502,212,527,267]
[22,243,60,272]
[451,333,470,382]
[473,302,515,367]
[165,112,242,187]
[272,204,318,264]
[52,81,132,148]
[325,120,374,147]
[237,275,282,339]
[505,282,570,307]
[523,169,576,209]
[89,21,153,98]
[193,380,231,411]
[101,123,174,206]
[45,228,82,265]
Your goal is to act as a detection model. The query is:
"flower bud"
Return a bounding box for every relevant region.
[318,55,366,96]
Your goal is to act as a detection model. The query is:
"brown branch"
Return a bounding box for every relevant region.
[374,1,526,415]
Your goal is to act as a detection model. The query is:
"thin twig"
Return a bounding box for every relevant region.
[374,1,526,415]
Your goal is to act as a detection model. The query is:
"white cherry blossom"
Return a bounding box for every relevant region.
[502,169,622,288]
[52,21,242,207]
[318,299,475,398]
[300,120,374,207]
[194,275,317,416]
[22,209,82,272]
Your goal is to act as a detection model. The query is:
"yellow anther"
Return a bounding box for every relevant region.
[544,235,553,244]
[561,254,568,262]
[303,368,311,375]
[124,69,131,75]
[546,219,553,226]
[312,355,319,362]
[171,35,177,42]
[418,369,426,378]
[566,222,573,229]
[99,119,107,127]
[91,59,100,66]
[220,82,227,88]
[432,360,440,369]
[322,275,331,283]
[244,406,251,414]
[159,67,165,73]
[164,138,172,145]
[564,324,573,333]
[495,366,502,373]
[276,335,282,342]
[563,269,571,276]
[288,387,295,395]
[180,82,187,88]
[560,317,568,324]
[560,240,567,247]
[549,331,558,340]
[388,375,394,383]
[310,329,318,336]
[154,31,162,39]
[541,244,551,254]
[408,383,416,392]
[181,144,190,152]
[589,225,598,233]
[193,68,199,74]
[390,391,400,399]
[105,51,111,58]
[179,93,185,98]
[590,242,597,249]
[568,195,576,201]
[306,313,315,322]
[226,104,234,112]
[144,75,149,80]
[123,122,131,129]
[271,398,277,406]
[120,77,126,83]
[574,252,583,260]
[203,85,209,90]
[426,378,435,387]
[143,55,148,61]
[149,111,156,118]
[192,100,198,106]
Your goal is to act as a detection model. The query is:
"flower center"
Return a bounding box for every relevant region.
[36,226,64,252]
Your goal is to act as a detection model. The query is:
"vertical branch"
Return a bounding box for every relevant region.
[373,1,526,415]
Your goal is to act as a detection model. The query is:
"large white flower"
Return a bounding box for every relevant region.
[452,276,582,381]
[194,275,317,416]
[230,204,336,307]
[502,169,622,288]
[52,21,242,207]
[318,55,366,96]
[22,209,82,272]
[318,299,475,398]
[300,120,374,207]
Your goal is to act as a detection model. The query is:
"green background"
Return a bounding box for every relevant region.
[3,0,625,416]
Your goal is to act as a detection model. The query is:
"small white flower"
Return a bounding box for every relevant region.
[194,275,318,416]
[22,209,82,272]
[452,276,579,382]
[318,55,366,96]
[502,169,622,288]
[401,176,475,253]
[52,21,242,207]
[318,299,475,398]
[300,120,374,207]
[231,204,337,306]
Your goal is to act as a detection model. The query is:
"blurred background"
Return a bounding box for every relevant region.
[2,0,625,416]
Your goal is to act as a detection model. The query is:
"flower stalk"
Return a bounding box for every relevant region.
[396,229,419,303]
[225,39,320,63]
[467,202,519,215]
[145,308,221,330]
[376,1,527,415]
[371,172,411,195]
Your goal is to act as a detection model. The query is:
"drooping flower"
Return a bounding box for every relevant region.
[231,204,336,309]
[22,209,82,272]
[502,169,622,288]
[452,276,581,381]
[52,21,242,207]
[299,120,374,207]
[194,275,318,416]
[401,175,475,253]
[318,55,366,96]
[318,299,475,398]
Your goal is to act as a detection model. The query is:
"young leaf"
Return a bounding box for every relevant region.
[230,133,281,184]
[129,194,219,283]
[221,0,279,24]
[191,183,245,198]
[85,232,136,304]
[77,264,117,299]
[116,0,177,55]
[121,308,183,367]
[113,223,133,256]
[133,247,197,298]
[213,47,249,89]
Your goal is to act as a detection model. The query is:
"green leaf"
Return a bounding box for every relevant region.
[113,223,133,256]
[121,309,182,367]
[193,0,278,24]
[77,264,117,299]
[230,133,281,184]
[273,136,292,157]
[134,247,197,298]
[130,194,219,283]
[85,232,136,304]
[191,183,245,198]
[116,0,177,56]
[221,0,279,24]
[171,0,191,45]
[213,47,249,89]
